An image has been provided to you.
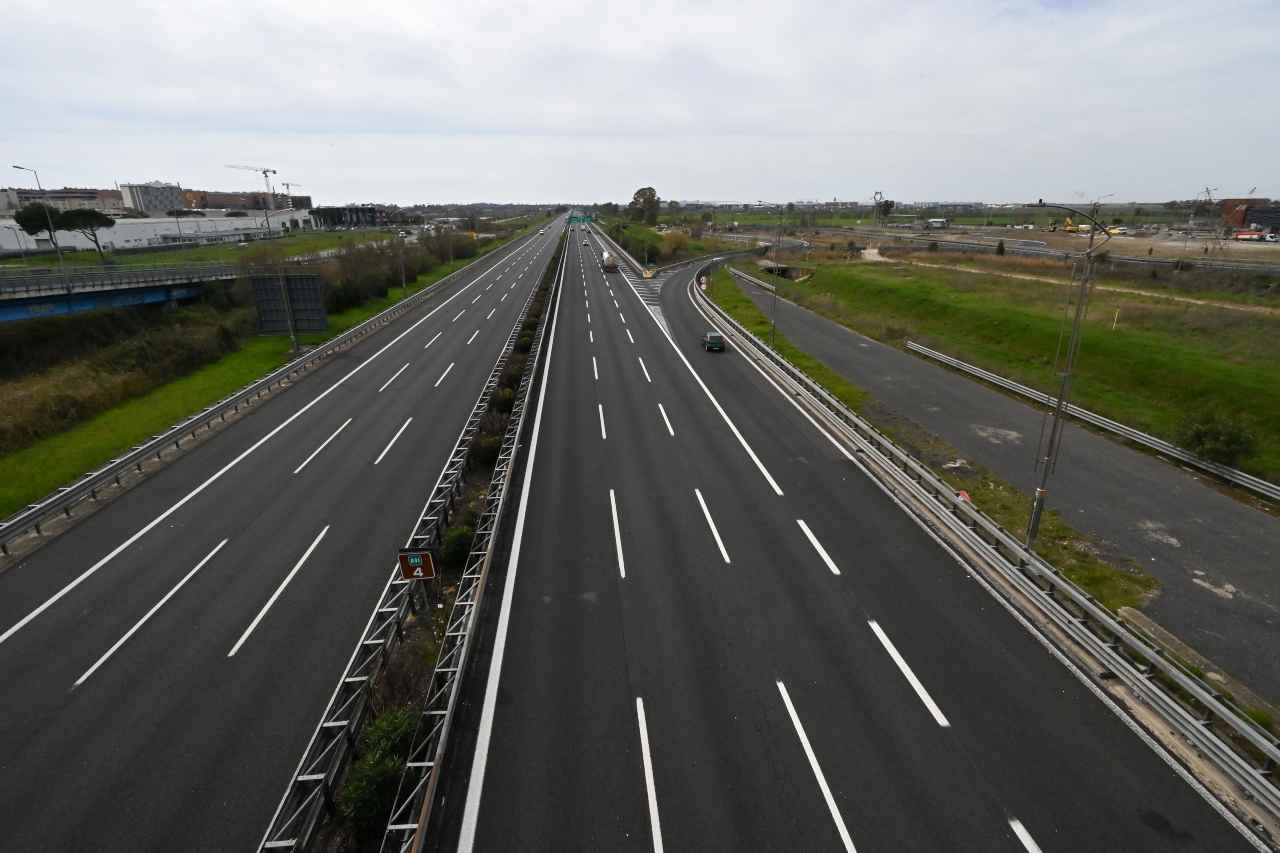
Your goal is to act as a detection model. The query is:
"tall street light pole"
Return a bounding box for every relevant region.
[4,225,27,258]
[12,165,67,284]
[13,163,68,298]
[1023,198,1113,549]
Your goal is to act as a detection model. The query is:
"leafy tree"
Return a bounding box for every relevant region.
[14,203,63,252]
[629,187,659,224]
[57,209,115,261]
[786,202,795,215]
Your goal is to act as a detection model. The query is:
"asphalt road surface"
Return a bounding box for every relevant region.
[443,237,1258,851]
[733,275,1280,704]
[0,220,565,852]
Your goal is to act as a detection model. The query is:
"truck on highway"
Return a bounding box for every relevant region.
[601,252,619,273]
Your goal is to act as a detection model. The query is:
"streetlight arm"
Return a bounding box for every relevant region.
[1033,199,1114,255]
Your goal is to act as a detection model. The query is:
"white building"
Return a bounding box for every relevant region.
[0,209,314,254]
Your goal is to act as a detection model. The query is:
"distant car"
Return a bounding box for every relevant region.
[583,239,589,246]
[701,331,725,352]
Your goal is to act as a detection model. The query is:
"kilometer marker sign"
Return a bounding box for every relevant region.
[398,548,436,580]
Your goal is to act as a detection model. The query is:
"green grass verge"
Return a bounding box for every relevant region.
[708,267,1158,611]
[0,229,533,519]
[733,261,1280,479]
[0,336,291,517]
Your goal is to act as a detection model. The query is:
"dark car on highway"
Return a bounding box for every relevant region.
[701,331,725,352]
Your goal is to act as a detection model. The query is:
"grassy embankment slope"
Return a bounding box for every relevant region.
[730,259,1280,479]
[706,266,1158,611]
[0,225,542,518]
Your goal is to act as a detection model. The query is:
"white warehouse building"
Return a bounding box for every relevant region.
[0,209,314,255]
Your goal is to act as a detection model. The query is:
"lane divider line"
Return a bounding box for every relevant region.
[75,538,229,686]
[378,362,411,393]
[434,361,455,388]
[777,681,858,853]
[598,403,608,440]
[374,417,414,466]
[868,620,951,727]
[638,356,652,384]
[658,403,675,437]
[424,331,442,350]
[796,519,841,576]
[293,417,353,475]
[1009,819,1044,853]
[467,330,479,346]
[229,525,330,657]
[611,489,626,579]
[636,697,665,853]
[694,488,730,564]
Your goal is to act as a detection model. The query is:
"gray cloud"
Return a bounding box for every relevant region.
[3,0,1276,204]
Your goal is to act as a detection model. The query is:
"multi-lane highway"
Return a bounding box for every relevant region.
[0,220,564,852]
[445,231,1259,850]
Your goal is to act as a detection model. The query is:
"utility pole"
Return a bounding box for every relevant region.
[1023,198,1113,548]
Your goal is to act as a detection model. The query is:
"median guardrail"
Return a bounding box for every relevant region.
[382,233,564,853]
[0,230,543,559]
[903,341,1280,503]
[694,264,1280,838]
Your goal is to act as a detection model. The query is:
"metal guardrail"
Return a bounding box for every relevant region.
[382,233,564,853]
[904,341,1280,503]
[695,266,1280,834]
[254,229,560,853]
[0,263,239,298]
[0,231,543,558]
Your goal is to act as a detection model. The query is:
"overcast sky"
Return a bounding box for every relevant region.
[5,0,1277,206]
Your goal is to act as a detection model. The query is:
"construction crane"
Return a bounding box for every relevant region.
[226,163,278,232]
[280,182,303,211]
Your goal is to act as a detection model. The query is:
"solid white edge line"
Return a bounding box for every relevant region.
[598,403,607,440]
[0,232,528,648]
[75,538,230,686]
[777,680,858,853]
[293,417,354,474]
[611,488,627,579]
[636,697,666,853]
[434,361,455,388]
[637,356,652,383]
[466,330,479,345]
[378,361,411,393]
[228,525,329,657]
[694,488,730,564]
[458,230,566,850]
[373,417,414,466]
[423,331,442,349]
[1009,819,1044,853]
[658,403,675,437]
[868,620,951,727]
[796,519,841,576]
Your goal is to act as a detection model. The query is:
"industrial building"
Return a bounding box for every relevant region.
[119,181,184,216]
[0,187,124,214]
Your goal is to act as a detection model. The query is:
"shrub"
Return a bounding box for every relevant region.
[441,525,474,572]
[1174,408,1257,466]
[472,434,501,467]
[337,707,416,840]
[492,387,515,413]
